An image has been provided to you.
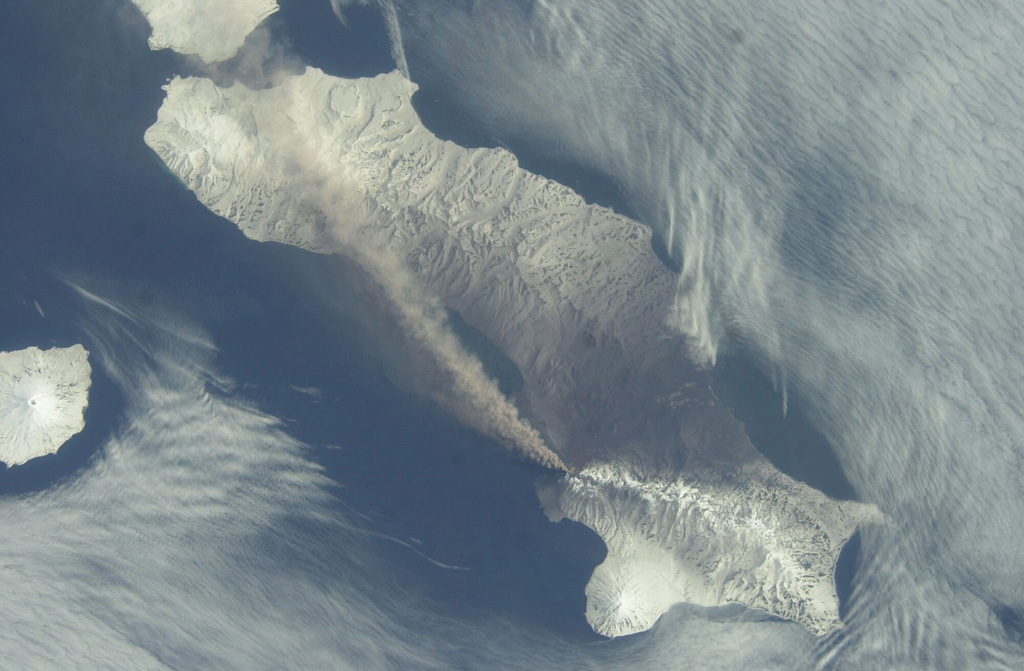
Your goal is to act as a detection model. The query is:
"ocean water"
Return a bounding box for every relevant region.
[0,272,125,496]
[0,0,894,660]
[8,2,1024,669]
[355,0,867,625]
[263,2,609,638]
[1,0,606,642]
[371,3,1024,668]
[371,2,857,504]
[276,0,394,79]
[367,0,861,589]
[0,0,179,491]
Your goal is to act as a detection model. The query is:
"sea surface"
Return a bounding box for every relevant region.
[0,0,858,637]
[0,0,605,641]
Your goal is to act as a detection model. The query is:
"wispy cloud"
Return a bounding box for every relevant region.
[351,0,1024,667]
[0,276,816,670]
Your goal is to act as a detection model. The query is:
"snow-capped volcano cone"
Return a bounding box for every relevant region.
[0,345,92,467]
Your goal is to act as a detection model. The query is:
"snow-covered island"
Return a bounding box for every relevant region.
[538,464,883,637]
[144,67,883,636]
[129,0,278,63]
[0,345,92,467]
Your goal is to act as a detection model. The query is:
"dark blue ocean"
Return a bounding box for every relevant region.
[0,0,606,641]
[0,0,856,636]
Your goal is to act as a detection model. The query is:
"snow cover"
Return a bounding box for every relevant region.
[0,345,92,467]
[129,0,278,63]
[538,465,884,636]
[144,67,883,636]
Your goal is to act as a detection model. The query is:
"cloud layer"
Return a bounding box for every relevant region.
[0,279,818,670]
[357,0,1024,667]
[6,0,1022,668]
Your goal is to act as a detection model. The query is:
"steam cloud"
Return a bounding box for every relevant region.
[319,178,569,472]
[0,278,807,670]
[154,19,569,474]
[280,114,569,473]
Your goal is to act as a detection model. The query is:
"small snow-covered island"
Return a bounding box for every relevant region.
[0,345,92,467]
[130,0,279,63]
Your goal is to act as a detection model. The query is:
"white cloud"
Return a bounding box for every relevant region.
[357,0,1024,667]
[0,280,820,670]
